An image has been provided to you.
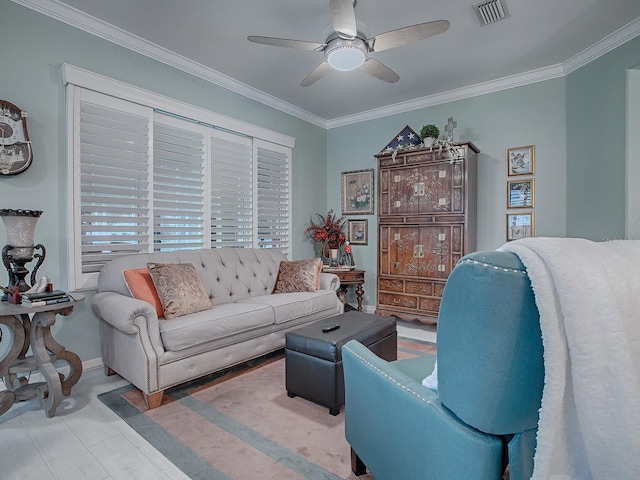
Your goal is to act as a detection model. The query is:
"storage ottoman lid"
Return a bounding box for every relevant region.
[285,312,396,362]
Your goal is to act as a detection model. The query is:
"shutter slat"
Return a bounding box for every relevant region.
[256,145,290,253]
[210,132,253,248]
[153,118,206,251]
[78,96,151,278]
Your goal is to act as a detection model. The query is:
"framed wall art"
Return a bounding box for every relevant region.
[341,169,374,215]
[506,212,534,241]
[507,145,535,176]
[347,219,368,245]
[507,178,534,209]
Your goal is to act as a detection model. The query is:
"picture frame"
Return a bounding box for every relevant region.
[347,219,368,245]
[507,145,535,176]
[506,212,534,241]
[507,178,534,209]
[341,169,374,215]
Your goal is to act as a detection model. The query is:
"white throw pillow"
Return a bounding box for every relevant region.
[422,361,438,392]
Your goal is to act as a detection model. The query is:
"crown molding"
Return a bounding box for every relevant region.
[563,16,640,74]
[11,0,640,130]
[10,0,328,128]
[326,64,566,129]
[329,17,640,128]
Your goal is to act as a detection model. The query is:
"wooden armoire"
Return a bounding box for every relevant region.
[375,142,479,324]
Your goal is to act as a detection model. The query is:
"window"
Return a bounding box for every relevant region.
[210,130,253,247]
[65,66,293,290]
[153,116,208,251]
[256,140,291,250]
[69,89,153,286]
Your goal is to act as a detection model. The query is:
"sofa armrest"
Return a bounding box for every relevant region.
[93,291,166,394]
[342,340,503,480]
[319,272,340,291]
[93,291,159,336]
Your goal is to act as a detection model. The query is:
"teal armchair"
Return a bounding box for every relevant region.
[342,251,544,480]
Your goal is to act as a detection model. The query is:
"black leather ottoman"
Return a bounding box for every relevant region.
[285,311,397,415]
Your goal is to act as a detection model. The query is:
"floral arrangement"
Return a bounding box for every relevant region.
[346,180,371,212]
[305,209,347,249]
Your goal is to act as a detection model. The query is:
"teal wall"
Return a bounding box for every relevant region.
[566,35,640,240]
[327,79,567,307]
[1,2,637,361]
[0,3,326,360]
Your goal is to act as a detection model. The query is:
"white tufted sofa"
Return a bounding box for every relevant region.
[92,248,342,408]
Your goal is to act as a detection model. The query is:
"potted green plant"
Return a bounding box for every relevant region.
[420,124,440,146]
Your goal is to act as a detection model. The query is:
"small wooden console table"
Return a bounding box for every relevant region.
[0,294,84,418]
[325,268,365,312]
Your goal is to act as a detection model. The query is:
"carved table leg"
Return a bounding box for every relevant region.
[43,326,82,396]
[30,311,63,418]
[0,390,16,415]
[0,315,26,416]
[355,282,364,311]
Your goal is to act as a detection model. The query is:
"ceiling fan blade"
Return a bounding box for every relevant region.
[330,0,357,38]
[359,59,400,83]
[247,36,325,51]
[301,62,333,87]
[370,20,450,52]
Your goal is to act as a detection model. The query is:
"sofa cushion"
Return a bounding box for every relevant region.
[273,258,322,293]
[123,268,165,318]
[238,289,338,324]
[147,262,213,319]
[158,302,275,351]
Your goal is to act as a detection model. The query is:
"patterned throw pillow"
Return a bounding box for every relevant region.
[147,262,213,319]
[273,258,323,294]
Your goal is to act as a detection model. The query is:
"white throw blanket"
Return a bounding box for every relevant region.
[500,238,640,479]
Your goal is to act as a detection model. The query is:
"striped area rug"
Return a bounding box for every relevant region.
[99,337,435,480]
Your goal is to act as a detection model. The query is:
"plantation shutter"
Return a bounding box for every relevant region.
[71,88,152,290]
[210,130,253,247]
[255,140,291,254]
[66,70,295,290]
[152,114,208,251]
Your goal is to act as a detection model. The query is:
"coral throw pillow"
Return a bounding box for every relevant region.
[273,258,323,294]
[123,268,164,318]
[147,262,213,319]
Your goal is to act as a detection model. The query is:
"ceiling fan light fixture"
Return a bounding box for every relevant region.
[324,36,368,71]
[248,0,450,85]
[327,45,366,70]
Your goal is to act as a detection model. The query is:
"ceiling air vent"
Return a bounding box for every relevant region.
[473,0,510,26]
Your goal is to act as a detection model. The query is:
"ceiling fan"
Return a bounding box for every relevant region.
[247,0,450,87]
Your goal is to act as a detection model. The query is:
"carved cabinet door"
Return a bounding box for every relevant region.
[380,162,464,216]
[379,224,464,280]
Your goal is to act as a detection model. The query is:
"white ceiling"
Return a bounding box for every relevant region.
[19,0,640,126]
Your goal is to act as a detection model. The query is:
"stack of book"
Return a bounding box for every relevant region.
[322,265,354,272]
[21,290,71,307]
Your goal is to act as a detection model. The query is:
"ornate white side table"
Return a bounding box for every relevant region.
[0,294,84,418]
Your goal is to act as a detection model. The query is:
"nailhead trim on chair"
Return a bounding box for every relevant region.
[344,345,432,406]
[457,258,527,274]
[344,344,496,443]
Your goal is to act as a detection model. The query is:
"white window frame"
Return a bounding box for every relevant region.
[64,64,294,290]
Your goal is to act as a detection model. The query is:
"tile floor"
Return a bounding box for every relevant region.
[0,319,435,480]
